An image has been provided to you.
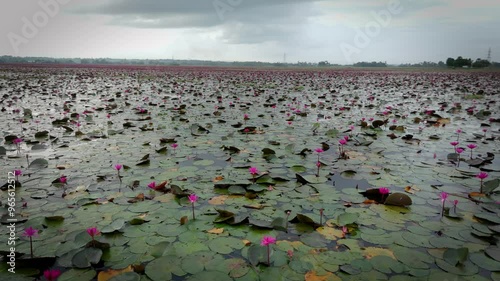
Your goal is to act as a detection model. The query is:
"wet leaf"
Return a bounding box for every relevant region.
[443,248,468,266]
[483,178,499,194]
[29,158,49,169]
[337,212,359,226]
[207,228,224,234]
[72,248,102,268]
[145,255,186,281]
[97,265,134,281]
[384,193,412,206]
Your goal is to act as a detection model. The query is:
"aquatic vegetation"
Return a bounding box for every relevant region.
[0,65,498,280]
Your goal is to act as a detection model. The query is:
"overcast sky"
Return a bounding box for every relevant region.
[1,0,499,64]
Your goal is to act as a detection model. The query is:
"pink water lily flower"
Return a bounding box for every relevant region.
[476,172,488,180]
[342,226,349,238]
[339,139,347,145]
[261,235,276,265]
[23,226,38,237]
[249,167,259,175]
[148,182,156,189]
[114,164,122,171]
[439,192,449,216]
[467,144,477,150]
[87,227,100,242]
[450,141,459,146]
[260,236,276,246]
[14,169,22,176]
[44,269,61,281]
[440,192,448,202]
[23,226,38,258]
[379,187,390,194]
[188,193,198,219]
[87,227,100,237]
[314,148,324,153]
[59,176,67,184]
[477,172,489,193]
[188,194,198,203]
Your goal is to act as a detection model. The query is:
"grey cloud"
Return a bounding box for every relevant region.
[72,0,322,44]
[74,0,322,26]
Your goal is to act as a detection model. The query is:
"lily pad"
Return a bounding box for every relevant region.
[72,248,103,268]
[28,158,49,169]
[384,193,412,206]
[145,255,186,281]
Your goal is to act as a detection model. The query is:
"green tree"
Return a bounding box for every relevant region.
[472,59,491,68]
[446,57,455,67]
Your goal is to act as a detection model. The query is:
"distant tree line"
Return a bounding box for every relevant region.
[352,61,387,67]
[399,61,446,67]
[446,56,491,68]
[0,55,497,68]
[0,55,337,68]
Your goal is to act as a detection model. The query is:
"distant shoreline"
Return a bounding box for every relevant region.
[1,63,499,73]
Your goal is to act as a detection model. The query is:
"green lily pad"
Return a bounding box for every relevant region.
[180,252,222,275]
[483,178,500,194]
[186,271,233,281]
[108,272,141,281]
[145,255,186,281]
[294,213,320,228]
[28,158,49,169]
[228,185,246,195]
[101,219,125,233]
[470,252,500,271]
[370,255,404,274]
[247,184,266,192]
[392,245,432,269]
[486,247,500,262]
[443,248,469,266]
[208,236,244,254]
[338,212,359,226]
[220,258,250,278]
[435,259,478,276]
[58,269,96,281]
[72,248,102,268]
[247,244,268,266]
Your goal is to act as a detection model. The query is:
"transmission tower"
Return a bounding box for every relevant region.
[487,48,491,62]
